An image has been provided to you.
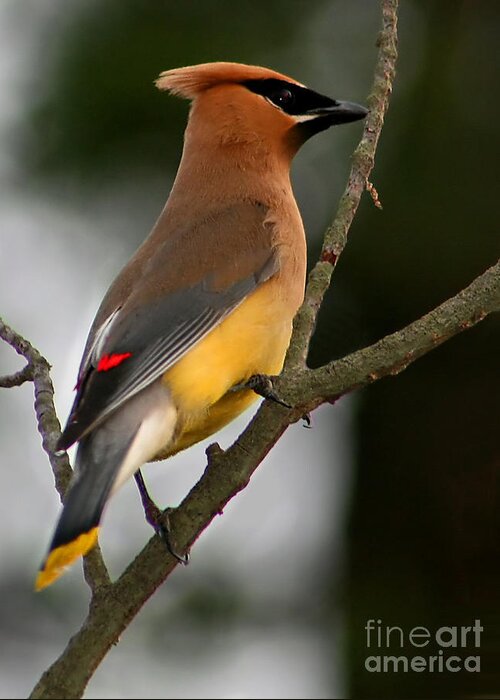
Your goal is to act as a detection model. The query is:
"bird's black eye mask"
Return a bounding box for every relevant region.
[242,78,338,116]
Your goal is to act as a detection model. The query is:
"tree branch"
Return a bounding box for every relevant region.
[28,257,499,699]
[6,0,492,697]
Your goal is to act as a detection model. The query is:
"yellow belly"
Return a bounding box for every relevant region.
[158,281,292,457]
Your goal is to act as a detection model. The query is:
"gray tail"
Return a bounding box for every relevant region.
[47,426,137,555]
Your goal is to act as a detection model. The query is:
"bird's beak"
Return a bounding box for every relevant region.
[307,100,368,125]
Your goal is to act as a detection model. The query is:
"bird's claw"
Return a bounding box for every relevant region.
[134,470,189,565]
[155,510,190,566]
[242,373,292,409]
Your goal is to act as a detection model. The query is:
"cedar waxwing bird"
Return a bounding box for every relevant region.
[36,62,367,590]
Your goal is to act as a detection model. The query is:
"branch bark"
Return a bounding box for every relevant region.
[1,0,497,697]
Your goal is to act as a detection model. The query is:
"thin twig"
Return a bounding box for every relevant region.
[0,363,34,387]
[0,317,111,592]
[83,544,112,596]
[285,0,399,369]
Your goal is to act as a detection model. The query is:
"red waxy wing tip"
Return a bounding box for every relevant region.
[97,352,132,372]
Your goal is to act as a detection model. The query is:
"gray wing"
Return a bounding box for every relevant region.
[58,250,278,450]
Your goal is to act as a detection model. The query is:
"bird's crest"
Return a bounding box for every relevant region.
[155,61,304,100]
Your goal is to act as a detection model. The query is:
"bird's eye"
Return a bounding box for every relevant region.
[271,88,295,108]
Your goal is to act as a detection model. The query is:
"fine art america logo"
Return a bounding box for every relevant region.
[365,619,482,673]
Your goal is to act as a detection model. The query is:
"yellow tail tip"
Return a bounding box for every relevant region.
[35,527,99,591]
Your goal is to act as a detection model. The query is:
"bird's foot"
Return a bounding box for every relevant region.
[237,373,292,409]
[134,470,189,565]
[155,508,190,566]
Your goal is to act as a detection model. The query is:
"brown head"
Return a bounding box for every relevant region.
[156,62,367,167]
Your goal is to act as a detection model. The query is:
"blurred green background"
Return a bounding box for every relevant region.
[0,1,499,698]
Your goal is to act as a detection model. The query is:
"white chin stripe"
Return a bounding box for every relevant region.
[291,112,321,123]
[263,98,319,123]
